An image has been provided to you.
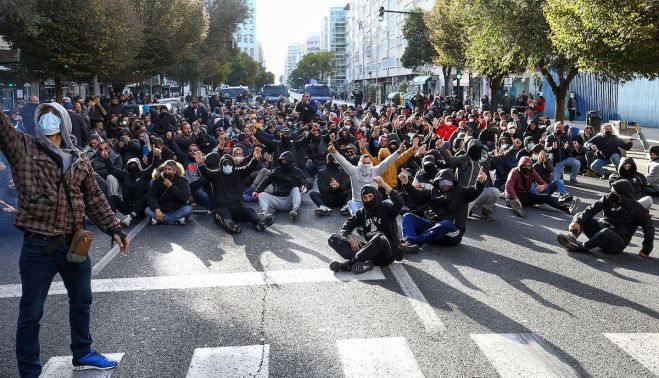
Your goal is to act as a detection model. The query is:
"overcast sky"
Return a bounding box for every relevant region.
[255,0,348,81]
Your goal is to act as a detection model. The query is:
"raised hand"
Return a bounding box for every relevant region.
[327,142,337,154]
[398,169,409,184]
[477,165,487,183]
[253,146,262,160]
[194,150,205,165]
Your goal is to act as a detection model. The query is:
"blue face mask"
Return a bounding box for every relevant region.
[373,140,379,148]
[222,165,233,175]
[38,112,62,136]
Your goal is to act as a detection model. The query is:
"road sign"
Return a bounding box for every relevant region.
[407,80,414,86]
[504,77,513,87]
[0,49,20,65]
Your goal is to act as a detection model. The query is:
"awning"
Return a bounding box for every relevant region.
[412,75,431,85]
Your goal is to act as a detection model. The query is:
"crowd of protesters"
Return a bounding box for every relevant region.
[1,90,656,270]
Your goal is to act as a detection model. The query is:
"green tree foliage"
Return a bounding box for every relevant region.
[425,0,467,96]
[545,0,659,81]
[401,7,436,69]
[0,0,142,100]
[294,52,336,84]
[224,52,274,89]
[288,68,306,89]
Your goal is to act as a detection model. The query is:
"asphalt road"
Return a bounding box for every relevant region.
[0,175,657,377]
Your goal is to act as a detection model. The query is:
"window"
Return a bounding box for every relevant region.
[250,48,254,56]
[237,34,242,42]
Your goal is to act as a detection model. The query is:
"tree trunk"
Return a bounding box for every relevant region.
[489,75,502,113]
[541,66,578,122]
[54,78,63,103]
[442,66,452,97]
[190,81,198,99]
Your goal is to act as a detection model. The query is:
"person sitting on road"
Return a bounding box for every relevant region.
[646,145,659,195]
[328,140,401,215]
[608,157,652,209]
[398,167,486,253]
[545,121,581,184]
[505,156,581,218]
[144,160,192,225]
[253,151,306,221]
[311,153,352,216]
[532,146,575,204]
[194,147,275,233]
[584,123,634,178]
[557,179,653,257]
[327,177,403,274]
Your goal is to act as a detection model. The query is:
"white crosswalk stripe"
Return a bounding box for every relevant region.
[40,353,124,378]
[471,333,580,378]
[336,337,425,378]
[185,345,269,378]
[604,333,659,376]
[0,268,385,299]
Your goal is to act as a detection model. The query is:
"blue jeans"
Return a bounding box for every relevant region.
[192,187,212,209]
[591,153,621,176]
[553,157,580,181]
[145,205,193,225]
[347,200,363,216]
[402,214,462,246]
[531,180,566,196]
[17,235,93,378]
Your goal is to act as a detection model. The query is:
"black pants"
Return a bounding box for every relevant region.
[214,205,260,226]
[568,109,576,121]
[108,195,147,217]
[310,191,350,208]
[328,232,394,266]
[517,193,569,213]
[582,218,626,254]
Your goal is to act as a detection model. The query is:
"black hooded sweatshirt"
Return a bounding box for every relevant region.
[608,157,647,200]
[340,185,403,257]
[255,151,305,196]
[317,154,351,197]
[199,154,260,208]
[403,169,484,235]
[574,179,654,254]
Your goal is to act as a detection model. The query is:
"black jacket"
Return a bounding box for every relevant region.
[340,186,403,255]
[403,169,484,235]
[106,156,160,204]
[608,157,647,200]
[317,162,351,198]
[68,110,89,148]
[145,173,191,213]
[574,179,654,253]
[153,113,178,136]
[183,106,209,125]
[255,151,305,196]
[584,133,633,160]
[199,155,259,208]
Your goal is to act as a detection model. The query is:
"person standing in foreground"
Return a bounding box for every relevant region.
[0,105,130,377]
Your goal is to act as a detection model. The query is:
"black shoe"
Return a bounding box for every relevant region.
[558,194,573,204]
[568,198,581,215]
[481,208,495,221]
[557,233,584,252]
[350,260,374,274]
[329,260,351,272]
[511,201,526,218]
[289,208,299,221]
[255,214,275,231]
[400,242,421,254]
[340,206,349,216]
[223,219,242,234]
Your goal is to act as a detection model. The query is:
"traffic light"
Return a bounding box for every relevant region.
[7,82,15,88]
[63,64,70,70]
[378,6,384,22]
[456,69,462,80]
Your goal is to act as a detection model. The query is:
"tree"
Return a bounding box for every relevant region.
[294,52,335,84]
[425,0,467,96]
[0,0,142,100]
[545,0,659,82]
[288,68,306,89]
[400,7,436,69]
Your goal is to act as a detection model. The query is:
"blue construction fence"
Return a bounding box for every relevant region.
[542,72,659,128]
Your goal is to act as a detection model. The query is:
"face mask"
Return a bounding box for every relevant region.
[527,143,535,151]
[222,165,233,175]
[233,156,244,164]
[531,155,539,161]
[604,131,613,137]
[280,162,291,172]
[520,167,531,174]
[358,163,372,178]
[508,128,516,134]
[468,146,483,160]
[500,144,510,150]
[373,140,379,147]
[446,122,453,126]
[363,198,377,213]
[38,112,62,136]
[608,192,621,204]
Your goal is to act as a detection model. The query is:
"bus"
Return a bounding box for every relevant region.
[260,85,289,104]
[304,84,331,103]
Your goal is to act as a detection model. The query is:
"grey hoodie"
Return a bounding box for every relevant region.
[34,102,76,171]
[332,149,400,201]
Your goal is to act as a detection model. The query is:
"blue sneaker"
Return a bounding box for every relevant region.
[73,349,118,371]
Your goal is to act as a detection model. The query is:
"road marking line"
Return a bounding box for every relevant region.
[337,337,425,378]
[471,333,579,378]
[0,268,385,298]
[604,333,659,375]
[40,353,124,378]
[389,263,446,334]
[91,219,148,277]
[186,345,268,378]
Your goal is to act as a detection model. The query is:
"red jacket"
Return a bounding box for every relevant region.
[505,156,547,201]
[435,123,457,140]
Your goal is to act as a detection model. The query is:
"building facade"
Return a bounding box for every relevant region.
[325,7,348,92]
[234,0,258,62]
[303,35,321,56]
[284,43,303,85]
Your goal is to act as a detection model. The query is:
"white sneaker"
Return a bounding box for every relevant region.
[177,217,187,225]
[120,214,133,228]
